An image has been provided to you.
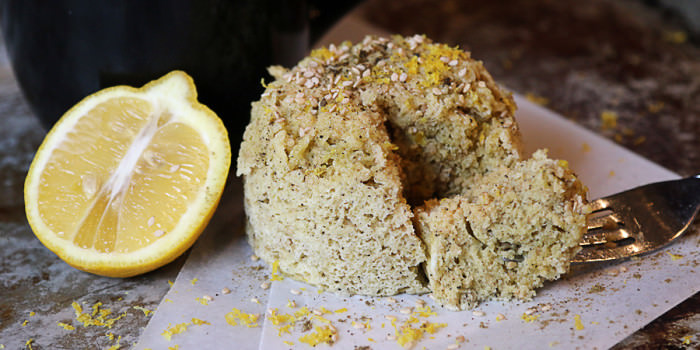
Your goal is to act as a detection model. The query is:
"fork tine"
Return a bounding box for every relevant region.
[572,242,650,263]
[587,197,611,213]
[586,213,622,231]
[581,228,632,246]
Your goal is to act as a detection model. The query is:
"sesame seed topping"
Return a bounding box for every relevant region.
[400,307,413,314]
[203,295,214,301]
[312,309,323,316]
[251,297,259,303]
[352,322,365,329]
[432,87,442,95]
[416,299,426,307]
[472,310,485,317]
[540,303,552,312]
[456,335,466,343]
[331,333,339,342]
[391,72,399,82]
[440,56,450,63]
[449,59,459,66]
[260,282,270,290]
[221,287,231,294]
[524,307,537,315]
[385,315,397,322]
[399,72,408,82]
[362,69,371,78]
[387,335,397,341]
[290,288,301,295]
[342,80,353,87]
[387,297,397,304]
[447,344,459,350]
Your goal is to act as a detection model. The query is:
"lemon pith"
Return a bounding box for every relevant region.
[24,71,231,277]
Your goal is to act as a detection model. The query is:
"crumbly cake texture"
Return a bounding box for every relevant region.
[237,34,585,299]
[415,150,589,310]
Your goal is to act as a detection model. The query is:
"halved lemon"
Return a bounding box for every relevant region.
[24,71,231,277]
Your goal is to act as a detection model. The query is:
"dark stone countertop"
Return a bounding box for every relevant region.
[0,0,697,349]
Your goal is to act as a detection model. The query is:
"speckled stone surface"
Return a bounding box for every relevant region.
[0,0,698,349]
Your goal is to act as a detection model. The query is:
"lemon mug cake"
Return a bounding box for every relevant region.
[237,35,588,308]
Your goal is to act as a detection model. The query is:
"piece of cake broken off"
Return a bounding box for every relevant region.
[415,150,589,311]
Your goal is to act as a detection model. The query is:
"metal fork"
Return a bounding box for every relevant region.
[572,174,700,263]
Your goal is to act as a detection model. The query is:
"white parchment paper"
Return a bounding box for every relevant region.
[135,16,699,350]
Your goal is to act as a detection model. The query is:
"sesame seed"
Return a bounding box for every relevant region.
[351,67,361,75]
[329,324,337,333]
[387,297,397,304]
[362,69,371,78]
[304,79,315,89]
[331,333,339,342]
[391,72,398,82]
[250,254,260,261]
[352,322,365,329]
[342,80,353,87]
[449,59,459,66]
[472,310,485,317]
[203,295,214,301]
[251,297,259,304]
[385,315,397,322]
[312,309,323,316]
[440,56,450,63]
[416,299,426,307]
[400,307,413,314]
[387,335,397,341]
[432,87,442,95]
[260,282,270,290]
[356,64,366,71]
[303,70,315,78]
[524,307,537,315]
[447,344,459,350]
[221,287,231,294]
[540,303,552,312]
[496,313,506,320]
[399,72,407,82]
[456,335,466,343]
[290,289,301,295]
[153,230,165,237]
[462,83,471,93]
